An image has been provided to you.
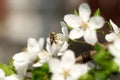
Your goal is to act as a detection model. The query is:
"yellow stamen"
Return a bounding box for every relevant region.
[62,69,70,79]
[81,22,88,30]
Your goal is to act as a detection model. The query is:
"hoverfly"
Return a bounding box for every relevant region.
[49,32,56,45]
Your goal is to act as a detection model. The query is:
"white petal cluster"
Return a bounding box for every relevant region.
[105,20,120,42]
[108,39,120,70]
[13,37,45,76]
[46,22,69,56]
[48,50,89,80]
[106,20,120,70]
[33,50,49,67]
[0,69,22,80]
[108,39,120,58]
[64,3,105,45]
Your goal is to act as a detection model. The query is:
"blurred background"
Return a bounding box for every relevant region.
[0,0,120,79]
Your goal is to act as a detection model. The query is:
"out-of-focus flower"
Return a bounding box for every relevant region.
[46,22,69,56]
[0,69,5,80]
[5,74,22,80]
[64,3,104,45]
[0,69,22,80]
[105,20,120,42]
[33,50,49,67]
[13,37,44,76]
[48,50,89,80]
[108,39,120,58]
[13,52,30,77]
[114,58,120,71]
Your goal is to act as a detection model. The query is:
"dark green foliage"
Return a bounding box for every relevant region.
[32,63,51,80]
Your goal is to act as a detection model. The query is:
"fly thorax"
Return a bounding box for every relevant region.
[54,34,65,44]
[23,48,28,52]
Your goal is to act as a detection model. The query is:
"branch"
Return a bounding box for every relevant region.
[75,42,110,63]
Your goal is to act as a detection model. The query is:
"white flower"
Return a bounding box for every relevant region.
[0,69,22,80]
[5,75,22,80]
[48,50,89,80]
[60,21,69,40]
[0,69,5,80]
[64,3,104,45]
[113,58,120,71]
[108,39,120,58]
[13,37,45,76]
[13,52,30,77]
[33,50,49,67]
[46,22,69,56]
[27,37,45,61]
[105,20,120,42]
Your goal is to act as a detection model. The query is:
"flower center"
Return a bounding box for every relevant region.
[54,36,62,44]
[62,69,70,79]
[39,50,48,60]
[81,22,88,30]
[49,32,64,44]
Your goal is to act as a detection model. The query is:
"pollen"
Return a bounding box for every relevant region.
[62,69,70,79]
[54,36,62,44]
[81,22,88,30]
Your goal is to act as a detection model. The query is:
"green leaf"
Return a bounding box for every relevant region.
[79,73,93,80]
[93,43,112,67]
[94,70,108,80]
[94,8,100,16]
[93,43,106,63]
[106,60,119,73]
[9,59,16,73]
[9,59,14,67]
[95,43,104,51]
[105,21,113,31]
[0,64,15,76]
[32,63,51,80]
[74,9,79,15]
[97,29,105,35]
[66,24,74,30]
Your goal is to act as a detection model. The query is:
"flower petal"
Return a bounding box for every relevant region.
[46,38,51,54]
[70,64,89,79]
[0,69,5,80]
[13,52,29,62]
[61,50,75,68]
[38,50,49,62]
[59,42,69,53]
[105,33,117,42]
[5,75,21,80]
[84,28,97,44]
[33,62,43,67]
[48,58,62,73]
[79,3,91,22]
[51,74,64,80]
[108,44,120,58]
[51,43,62,56]
[110,19,119,34]
[114,58,120,71]
[113,39,120,52]
[61,21,69,37]
[69,28,84,40]
[27,38,39,53]
[89,16,104,29]
[64,14,82,28]
[13,60,28,77]
[38,37,44,50]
